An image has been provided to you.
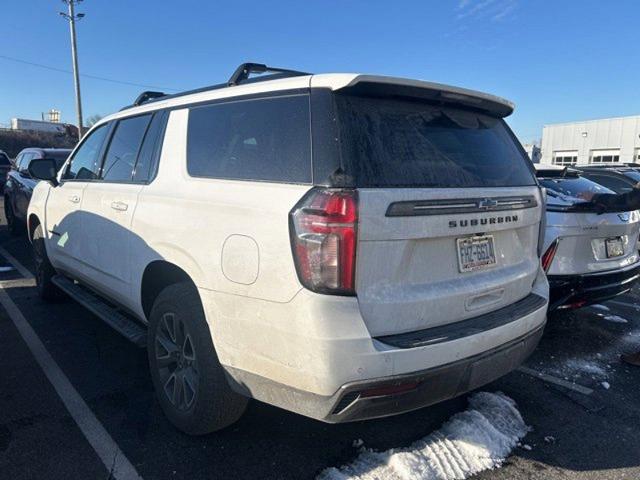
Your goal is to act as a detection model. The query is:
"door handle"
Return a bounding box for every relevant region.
[111,201,129,211]
[68,195,80,204]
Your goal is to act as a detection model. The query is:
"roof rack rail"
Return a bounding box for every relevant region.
[133,91,166,106]
[122,63,311,111]
[227,62,310,86]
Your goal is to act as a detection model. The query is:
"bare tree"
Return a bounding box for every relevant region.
[86,114,103,127]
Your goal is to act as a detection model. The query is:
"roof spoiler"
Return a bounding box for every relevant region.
[337,75,515,118]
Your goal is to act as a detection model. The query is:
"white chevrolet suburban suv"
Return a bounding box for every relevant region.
[27,63,549,434]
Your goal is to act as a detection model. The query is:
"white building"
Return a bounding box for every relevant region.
[522,143,541,163]
[540,114,640,166]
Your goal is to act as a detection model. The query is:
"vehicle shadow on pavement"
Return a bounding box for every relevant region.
[2,210,640,479]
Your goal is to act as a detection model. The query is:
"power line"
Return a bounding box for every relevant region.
[0,54,180,92]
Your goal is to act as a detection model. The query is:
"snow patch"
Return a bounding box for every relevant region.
[602,314,628,324]
[318,392,528,480]
[591,304,610,312]
[601,381,610,390]
[563,359,607,377]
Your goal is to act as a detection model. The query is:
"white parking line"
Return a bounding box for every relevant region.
[0,253,142,479]
[517,366,594,396]
[607,299,640,309]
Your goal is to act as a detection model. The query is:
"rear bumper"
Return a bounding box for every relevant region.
[548,261,640,310]
[321,322,544,422]
[222,290,548,423]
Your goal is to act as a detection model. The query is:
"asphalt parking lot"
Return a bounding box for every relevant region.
[0,200,639,480]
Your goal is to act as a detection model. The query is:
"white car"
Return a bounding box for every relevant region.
[535,165,640,310]
[27,63,549,434]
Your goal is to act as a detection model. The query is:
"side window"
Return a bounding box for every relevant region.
[0,153,11,166]
[101,114,152,182]
[132,111,167,183]
[64,124,110,181]
[187,95,311,183]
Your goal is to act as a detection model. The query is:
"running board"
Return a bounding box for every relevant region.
[52,275,147,348]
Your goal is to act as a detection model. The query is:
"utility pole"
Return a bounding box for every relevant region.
[60,0,85,138]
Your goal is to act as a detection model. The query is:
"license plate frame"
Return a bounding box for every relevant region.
[605,237,624,258]
[456,235,497,273]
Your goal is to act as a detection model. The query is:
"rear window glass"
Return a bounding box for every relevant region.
[581,173,635,194]
[335,95,536,188]
[539,176,613,199]
[187,95,311,183]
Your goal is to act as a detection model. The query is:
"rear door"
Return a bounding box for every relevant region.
[79,111,166,307]
[333,93,542,336]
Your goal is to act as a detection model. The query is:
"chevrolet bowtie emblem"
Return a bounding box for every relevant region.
[478,198,499,209]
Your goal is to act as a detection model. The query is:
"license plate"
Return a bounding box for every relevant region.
[457,235,497,273]
[605,237,624,258]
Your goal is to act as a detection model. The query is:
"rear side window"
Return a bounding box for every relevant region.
[101,114,152,182]
[335,95,536,188]
[133,112,166,183]
[187,95,311,183]
[64,124,110,180]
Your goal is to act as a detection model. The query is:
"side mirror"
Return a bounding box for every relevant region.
[28,158,59,187]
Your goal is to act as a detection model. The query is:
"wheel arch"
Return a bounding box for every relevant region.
[140,260,199,321]
[27,213,41,242]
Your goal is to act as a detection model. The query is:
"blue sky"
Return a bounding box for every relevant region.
[2,0,638,143]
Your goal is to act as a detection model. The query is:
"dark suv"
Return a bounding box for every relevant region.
[0,151,12,193]
[4,148,71,234]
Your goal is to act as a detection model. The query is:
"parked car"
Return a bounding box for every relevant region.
[536,165,640,310]
[27,63,549,434]
[4,148,71,234]
[0,151,12,193]
[576,164,640,194]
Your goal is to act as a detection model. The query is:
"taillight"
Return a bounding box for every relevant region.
[289,188,358,295]
[541,239,559,272]
[537,187,547,257]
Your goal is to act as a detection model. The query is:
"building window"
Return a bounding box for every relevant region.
[591,155,620,163]
[590,150,621,164]
[553,154,578,166]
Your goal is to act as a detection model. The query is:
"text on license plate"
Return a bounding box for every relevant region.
[457,235,497,272]
[605,237,624,258]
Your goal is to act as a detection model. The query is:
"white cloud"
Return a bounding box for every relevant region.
[456,0,518,22]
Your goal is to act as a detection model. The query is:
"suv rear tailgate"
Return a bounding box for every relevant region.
[356,187,542,336]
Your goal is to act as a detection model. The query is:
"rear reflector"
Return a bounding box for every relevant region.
[541,239,559,273]
[557,300,587,310]
[289,188,358,295]
[360,381,420,398]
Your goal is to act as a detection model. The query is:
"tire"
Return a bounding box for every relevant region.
[147,282,248,435]
[5,199,20,236]
[32,224,64,302]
